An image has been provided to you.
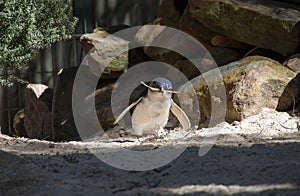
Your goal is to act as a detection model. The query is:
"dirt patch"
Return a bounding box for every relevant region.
[0,108,299,195]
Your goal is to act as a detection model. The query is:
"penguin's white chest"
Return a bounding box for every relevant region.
[131,97,171,135]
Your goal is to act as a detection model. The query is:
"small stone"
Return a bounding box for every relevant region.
[283,53,300,73]
[13,109,27,137]
[119,130,125,137]
[286,58,300,73]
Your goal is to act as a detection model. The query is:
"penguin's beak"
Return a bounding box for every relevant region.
[140,81,179,94]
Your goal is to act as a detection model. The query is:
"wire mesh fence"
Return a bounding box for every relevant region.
[0,0,161,135]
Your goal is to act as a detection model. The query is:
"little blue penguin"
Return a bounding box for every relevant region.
[114,77,191,136]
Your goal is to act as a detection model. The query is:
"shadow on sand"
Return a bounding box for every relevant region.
[0,142,299,195]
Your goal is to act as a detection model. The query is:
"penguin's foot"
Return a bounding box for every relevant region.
[129,132,144,142]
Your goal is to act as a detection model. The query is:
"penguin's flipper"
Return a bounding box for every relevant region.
[170,100,191,131]
[113,97,143,125]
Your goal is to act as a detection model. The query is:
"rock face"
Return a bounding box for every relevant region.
[179,56,297,126]
[52,67,80,141]
[80,32,129,79]
[189,0,300,54]
[24,84,53,140]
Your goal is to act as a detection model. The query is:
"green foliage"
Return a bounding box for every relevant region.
[0,0,78,86]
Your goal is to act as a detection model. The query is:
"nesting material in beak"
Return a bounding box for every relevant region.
[140,81,179,94]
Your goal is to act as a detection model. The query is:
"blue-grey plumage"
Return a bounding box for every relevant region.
[114,78,191,136]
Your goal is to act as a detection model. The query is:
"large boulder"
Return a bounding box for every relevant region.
[80,81,146,135]
[135,11,249,67]
[135,23,221,67]
[82,82,116,132]
[80,31,129,79]
[52,67,81,141]
[179,7,250,66]
[81,25,130,53]
[24,84,53,140]
[179,6,252,50]
[135,24,183,65]
[179,56,297,126]
[54,66,117,140]
[81,25,151,68]
[80,28,110,53]
[189,0,300,54]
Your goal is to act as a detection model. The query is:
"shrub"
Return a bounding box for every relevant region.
[0,0,78,86]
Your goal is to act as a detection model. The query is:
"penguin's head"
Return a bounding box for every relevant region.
[149,78,173,91]
[142,78,176,101]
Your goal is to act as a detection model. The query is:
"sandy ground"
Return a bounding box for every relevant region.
[0,108,300,195]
